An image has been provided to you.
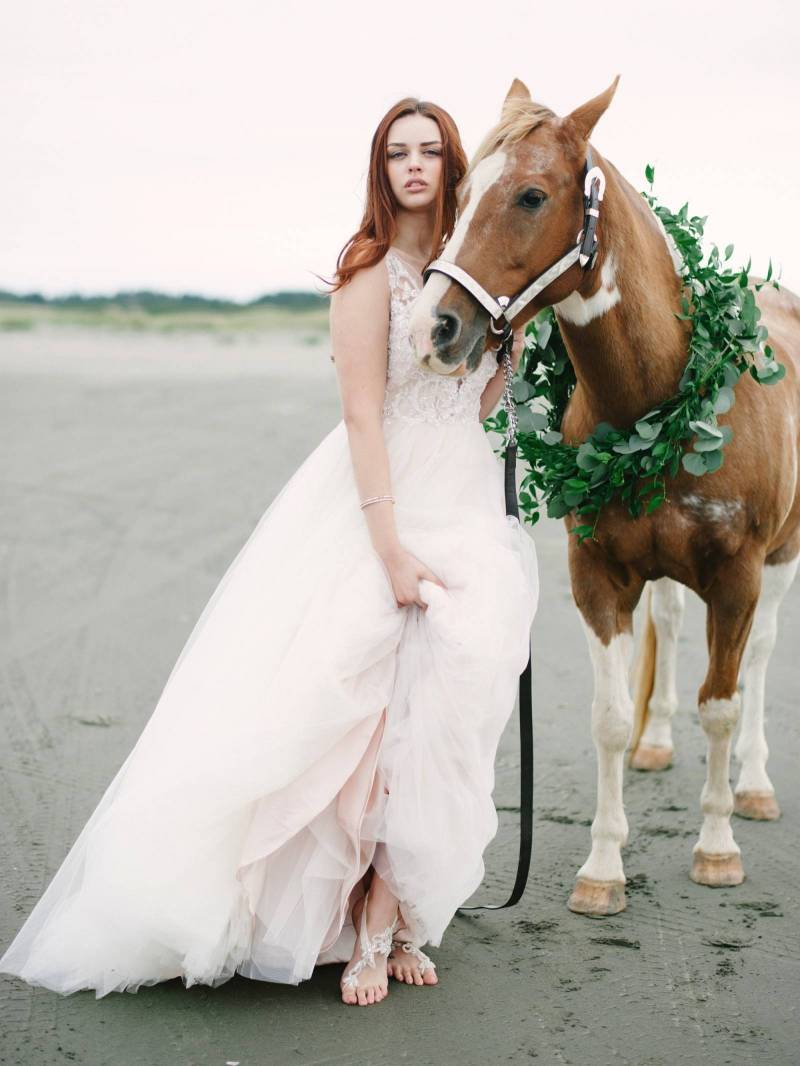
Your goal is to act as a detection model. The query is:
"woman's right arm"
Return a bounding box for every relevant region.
[329,260,445,608]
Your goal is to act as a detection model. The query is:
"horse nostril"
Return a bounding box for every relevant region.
[431,310,462,351]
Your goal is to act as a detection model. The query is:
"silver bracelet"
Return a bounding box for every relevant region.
[360,494,395,510]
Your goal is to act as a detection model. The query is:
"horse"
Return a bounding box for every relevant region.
[408,76,800,917]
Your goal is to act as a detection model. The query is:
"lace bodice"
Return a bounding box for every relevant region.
[382,250,499,424]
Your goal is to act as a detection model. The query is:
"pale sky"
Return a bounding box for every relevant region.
[2,0,798,300]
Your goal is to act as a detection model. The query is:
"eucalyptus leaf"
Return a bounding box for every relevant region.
[713,387,735,413]
[688,419,723,439]
[547,497,570,519]
[512,379,535,403]
[535,318,552,350]
[515,405,546,433]
[722,363,741,387]
[635,420,663,440]
[758,363,787,385]
[682,452,708,476]
[576,446,600,471]
[693,436,723,452]
[702,448,724,472]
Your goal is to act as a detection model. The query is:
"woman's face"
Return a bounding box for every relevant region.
[385,112,443,212]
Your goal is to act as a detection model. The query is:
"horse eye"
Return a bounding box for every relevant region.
[519,188,547,210]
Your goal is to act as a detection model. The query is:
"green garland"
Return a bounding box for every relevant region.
[483,165,785,543]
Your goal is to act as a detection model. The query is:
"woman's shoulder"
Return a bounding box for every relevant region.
[329,248,391,313]
[328,247,392,364]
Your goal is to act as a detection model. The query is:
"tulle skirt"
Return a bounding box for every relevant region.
[0,414,539,997]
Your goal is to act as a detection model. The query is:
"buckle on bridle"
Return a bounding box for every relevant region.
[579,163,606,269]
[486,296,513,354]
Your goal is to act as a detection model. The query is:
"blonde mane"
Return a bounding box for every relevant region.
[466,100,556,177]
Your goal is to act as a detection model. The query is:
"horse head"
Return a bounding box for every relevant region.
[409,76,620,374]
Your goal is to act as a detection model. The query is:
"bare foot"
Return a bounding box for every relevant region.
[340,893,396,1006]
[387,922,438,986]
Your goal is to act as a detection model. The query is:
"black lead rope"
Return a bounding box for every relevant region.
[458,332,534,914]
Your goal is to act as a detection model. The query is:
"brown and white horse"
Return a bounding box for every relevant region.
[409,78,800,916]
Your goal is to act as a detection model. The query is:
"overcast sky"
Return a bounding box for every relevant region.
[2,0,798,300]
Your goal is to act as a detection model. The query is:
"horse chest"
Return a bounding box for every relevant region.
[578,497,749,591]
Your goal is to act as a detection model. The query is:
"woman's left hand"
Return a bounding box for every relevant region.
[510,327,527,371]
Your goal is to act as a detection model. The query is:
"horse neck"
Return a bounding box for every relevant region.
[555,160,690,436]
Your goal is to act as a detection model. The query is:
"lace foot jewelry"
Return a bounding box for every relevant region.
[340,894,398,999]
[389,936,437,981]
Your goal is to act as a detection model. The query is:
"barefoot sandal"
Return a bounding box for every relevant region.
[341,899,398,993]
[390,936,436,976]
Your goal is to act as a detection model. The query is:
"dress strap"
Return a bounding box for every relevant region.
[384,249,400,291]
[387,249,423,290]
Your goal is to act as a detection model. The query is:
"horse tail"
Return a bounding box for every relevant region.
[628,582,656,764]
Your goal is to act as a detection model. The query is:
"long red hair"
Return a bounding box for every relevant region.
[324,98,467,293]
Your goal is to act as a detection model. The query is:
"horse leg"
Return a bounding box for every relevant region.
[734,550,799,821]
[567,562,644,917]
[630,577,685,771]
[691,557,761,887]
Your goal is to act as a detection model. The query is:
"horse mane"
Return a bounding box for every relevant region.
[466,100,556,178]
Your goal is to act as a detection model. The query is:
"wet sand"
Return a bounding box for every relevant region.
[1,327,798,1066]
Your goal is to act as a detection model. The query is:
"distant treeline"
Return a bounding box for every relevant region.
[0,289,329,314]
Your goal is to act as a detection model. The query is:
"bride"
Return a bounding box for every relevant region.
[0,96,539,1008]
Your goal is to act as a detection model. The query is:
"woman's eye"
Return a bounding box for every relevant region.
[388,150,441,160]
[519,188,547,210]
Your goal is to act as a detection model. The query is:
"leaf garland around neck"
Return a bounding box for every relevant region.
[482,164,785,544]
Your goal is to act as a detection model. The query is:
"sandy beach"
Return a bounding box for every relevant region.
[1,325,798,1066]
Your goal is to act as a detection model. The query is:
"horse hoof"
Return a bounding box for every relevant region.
[690,850,745,887]
[630,743,673,771]
[734,790,780,821]
[568,878,626,916]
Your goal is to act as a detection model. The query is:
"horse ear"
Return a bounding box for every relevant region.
[564,75,620,141]
[502,78,532,116]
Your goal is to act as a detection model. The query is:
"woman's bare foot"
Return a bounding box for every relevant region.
[387,922,439,986]
[340,891,397,1006]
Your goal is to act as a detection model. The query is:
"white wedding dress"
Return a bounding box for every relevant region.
[0,249,539,998]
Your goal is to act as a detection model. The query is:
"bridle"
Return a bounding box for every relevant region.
[422,148,607,366]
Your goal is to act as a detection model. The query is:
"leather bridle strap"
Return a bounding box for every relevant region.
[504,244,582,322]
[420,258,510,322]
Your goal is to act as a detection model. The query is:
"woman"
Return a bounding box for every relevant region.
[0,98,539,1009]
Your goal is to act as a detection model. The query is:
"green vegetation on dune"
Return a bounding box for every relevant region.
[0,288,330,333]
